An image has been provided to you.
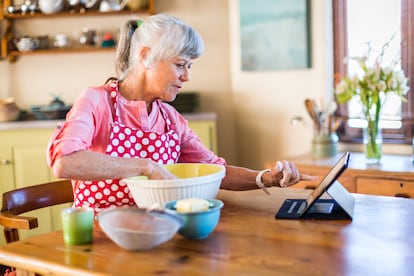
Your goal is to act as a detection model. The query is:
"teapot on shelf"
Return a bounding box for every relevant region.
[13,36,39,52]
[67,0,97,12]
[99,0,128,12]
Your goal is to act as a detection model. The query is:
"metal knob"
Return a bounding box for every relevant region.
[1,159,11,165]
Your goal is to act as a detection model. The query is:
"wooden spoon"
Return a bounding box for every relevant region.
[304,99,320,131]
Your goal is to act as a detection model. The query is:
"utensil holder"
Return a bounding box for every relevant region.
[312,133,338,158]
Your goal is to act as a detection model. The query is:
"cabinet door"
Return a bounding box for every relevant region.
[0,128,70,245]
[356,177,414,198]
[12,144,70,241]
[188,121,217,153]
[13,145,51,187]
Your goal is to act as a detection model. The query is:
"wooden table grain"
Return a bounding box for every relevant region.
[0,188,413,276]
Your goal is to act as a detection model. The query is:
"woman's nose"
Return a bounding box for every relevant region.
[180,69,190,82]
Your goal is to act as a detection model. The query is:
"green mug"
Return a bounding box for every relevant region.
[61,207,94,245]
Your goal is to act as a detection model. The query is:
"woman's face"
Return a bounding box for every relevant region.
[145,56,193,102]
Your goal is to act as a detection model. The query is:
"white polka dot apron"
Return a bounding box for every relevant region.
[74,81,181,214]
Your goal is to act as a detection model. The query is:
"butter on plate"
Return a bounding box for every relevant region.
[176,198,210,213]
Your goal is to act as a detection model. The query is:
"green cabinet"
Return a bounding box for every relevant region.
[0,127,71,245]
[188,120,217,153]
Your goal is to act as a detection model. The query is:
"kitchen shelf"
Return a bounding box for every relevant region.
[0,0,154,62]
[8,46,116,60]
[3,9,150,19]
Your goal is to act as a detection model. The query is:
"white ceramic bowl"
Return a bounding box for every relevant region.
[97,207,182,251]
[121,163,225,208]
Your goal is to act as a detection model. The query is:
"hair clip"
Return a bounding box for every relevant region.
[128,20,143,37]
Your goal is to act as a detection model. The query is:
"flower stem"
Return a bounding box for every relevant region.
[364,102,382,163]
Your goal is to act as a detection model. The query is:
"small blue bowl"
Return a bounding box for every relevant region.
[164,199,224,239]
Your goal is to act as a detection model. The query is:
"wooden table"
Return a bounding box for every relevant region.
[0,189,413,276]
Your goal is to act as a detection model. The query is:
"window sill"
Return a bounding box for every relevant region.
[338,142,411,156]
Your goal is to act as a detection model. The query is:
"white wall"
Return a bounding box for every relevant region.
[0,0,334,169]
[229,0,333,168]
[155,0,236,164]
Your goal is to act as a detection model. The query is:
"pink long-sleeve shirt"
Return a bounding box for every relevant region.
[46,84,226,169]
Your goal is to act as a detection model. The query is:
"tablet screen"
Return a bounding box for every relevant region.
[304,152,350,212]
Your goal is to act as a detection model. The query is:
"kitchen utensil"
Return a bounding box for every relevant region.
[39,0,64,14]
[304,98,320,131]
[99,0,128,12]
[31,97,71,120]
[120,163,225,208]
[0,98,20,122]
[100,32,116,48]
[35,35,50,49]
[30,105,71,120]
[53,34,70,48]
[79,28,97,46]
[20,0,38,14]
[67,0,97,12]
[97,207,183,251]
[164,198,223,239]
[14,37,39,52]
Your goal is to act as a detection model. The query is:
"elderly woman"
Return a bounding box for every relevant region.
[47,14,313,213]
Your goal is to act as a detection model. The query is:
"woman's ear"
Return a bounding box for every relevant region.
[139,47,151,69]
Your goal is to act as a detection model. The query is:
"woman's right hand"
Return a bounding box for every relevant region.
[146,161,178,180]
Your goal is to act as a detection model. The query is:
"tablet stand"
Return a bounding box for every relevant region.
[301,180,354,220]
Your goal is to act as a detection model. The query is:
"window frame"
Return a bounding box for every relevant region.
[333,0,414,144]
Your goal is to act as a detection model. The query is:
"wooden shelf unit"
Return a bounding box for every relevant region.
[0,0,154,61]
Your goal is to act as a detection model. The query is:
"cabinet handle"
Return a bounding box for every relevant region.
[305,185,316,190]
[1,159,11,166]
[394,193,410,198]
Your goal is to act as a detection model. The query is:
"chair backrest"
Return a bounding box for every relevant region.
[0,179,73,243]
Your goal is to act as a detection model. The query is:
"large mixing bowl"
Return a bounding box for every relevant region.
[97,207,183,251]
[121,163,225,208]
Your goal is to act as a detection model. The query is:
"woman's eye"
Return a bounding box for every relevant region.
[176,63,185,69]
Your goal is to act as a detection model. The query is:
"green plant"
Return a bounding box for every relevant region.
[334,38,409,161]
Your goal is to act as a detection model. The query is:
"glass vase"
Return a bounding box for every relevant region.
[363,122,382,164]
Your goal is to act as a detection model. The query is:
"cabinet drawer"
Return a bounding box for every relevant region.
[356,177,414,198]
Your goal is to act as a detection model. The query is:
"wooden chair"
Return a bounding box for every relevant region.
[0,179,73,243]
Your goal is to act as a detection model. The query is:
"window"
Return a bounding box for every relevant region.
[333,0,414,144]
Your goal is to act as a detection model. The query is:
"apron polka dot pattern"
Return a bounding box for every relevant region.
[74,80,180,214]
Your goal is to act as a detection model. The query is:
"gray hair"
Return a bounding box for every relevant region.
[115,14,205,80]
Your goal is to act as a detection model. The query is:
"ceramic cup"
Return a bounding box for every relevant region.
[61,207,94,245]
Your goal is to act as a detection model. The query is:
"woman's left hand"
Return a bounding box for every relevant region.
[268,160,317,187]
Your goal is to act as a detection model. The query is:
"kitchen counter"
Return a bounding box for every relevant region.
[0,112,217,131]
[267,152,414,198]
[0,120,61,131]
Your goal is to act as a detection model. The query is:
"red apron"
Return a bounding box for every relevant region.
[74,81,180,213]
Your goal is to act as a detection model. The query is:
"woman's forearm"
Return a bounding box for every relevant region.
[220,165,259,191]
[51,150,176,181]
